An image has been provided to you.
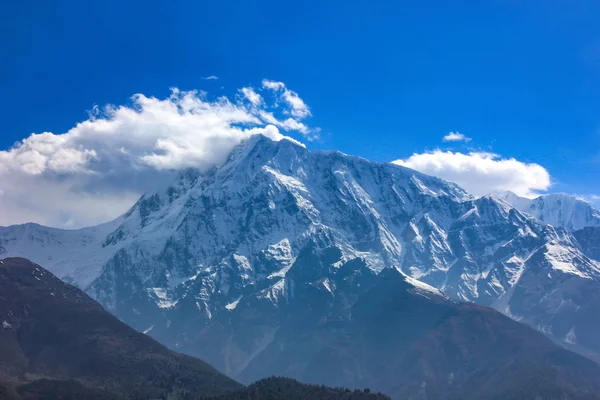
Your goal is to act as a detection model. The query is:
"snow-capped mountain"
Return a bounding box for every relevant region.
[493,191,600,267]
[493,190,600,231]
[1,135,600,366]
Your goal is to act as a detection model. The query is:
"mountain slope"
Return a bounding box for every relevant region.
[0,220,121,287]
[359,269,600,400]
[574,226,600,262]
[0,257,241,399]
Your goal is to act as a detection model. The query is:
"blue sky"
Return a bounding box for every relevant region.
[1,0,600,227]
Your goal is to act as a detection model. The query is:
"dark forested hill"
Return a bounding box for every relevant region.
[0,257,241,399]
[203,377,390,400]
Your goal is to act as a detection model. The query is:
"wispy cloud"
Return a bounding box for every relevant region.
[239,87,263,107]
[442,131,471,142]
[262,79,311,119]
[202,75,219,80]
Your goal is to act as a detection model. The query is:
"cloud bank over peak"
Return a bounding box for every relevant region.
[0,81,315,228]
[393,150,551,198]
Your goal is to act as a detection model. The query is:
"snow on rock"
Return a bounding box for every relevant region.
[149,288,178,309]
[403,273,444,298]
[565,327,577,345]
[545,242,593,278]
[225,295,243,310]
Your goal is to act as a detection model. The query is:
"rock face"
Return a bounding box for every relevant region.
[0,257,241,399]
[1,135,600,378]
[574,227,600,262]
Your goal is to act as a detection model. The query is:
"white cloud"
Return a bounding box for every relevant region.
[262,79,311,119]
[0,81,315,228]
[203,75,219,80]
[393,150,551,197]
[240,87,263,107]
[261,80,285,91]
[258,111,309,134]
[442,131,471,142]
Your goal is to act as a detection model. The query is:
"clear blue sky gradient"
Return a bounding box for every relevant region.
[2,0,600,196]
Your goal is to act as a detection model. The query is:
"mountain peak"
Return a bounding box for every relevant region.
[233,134,305,160]
[493,190,600,231]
